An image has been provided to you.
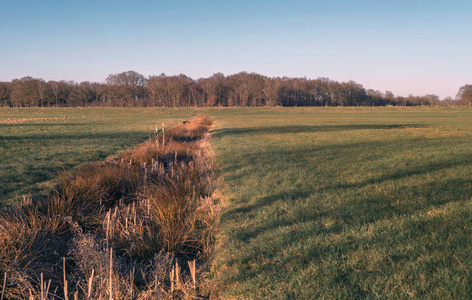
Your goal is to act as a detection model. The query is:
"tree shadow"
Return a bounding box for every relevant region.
[0,131,150,142]
[220,135,462,185]
[219,135,472,290]
[225,172,472,244]
[222,170,472,296]
[0,122,94,128]
[212,124,426,138]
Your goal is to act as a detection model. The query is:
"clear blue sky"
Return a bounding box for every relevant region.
[1,0,471,98]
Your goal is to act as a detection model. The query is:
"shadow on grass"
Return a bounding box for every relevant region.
[222,171,472,298]
[0,122,96,128]
[0,131,150,142]
[225,174,472,244]
[0,130,151,208]
[220,136,467,186]
[0,163,68,210]
[219,134,472,289]
[212,124,426,138]
[223,138,472,222]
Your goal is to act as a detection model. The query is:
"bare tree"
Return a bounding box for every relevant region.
[0,82,11,107]
[10,77,41,107]
[49,80,71,107]
[106,71,147,104]
[199,73,228,106]
[262,77,280,106]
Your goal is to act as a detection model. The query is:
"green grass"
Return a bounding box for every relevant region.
[0,107,201,207]
[208,107,472,299]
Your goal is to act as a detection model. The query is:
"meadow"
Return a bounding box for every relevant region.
[207,106,472,299]
[2,107,472,298]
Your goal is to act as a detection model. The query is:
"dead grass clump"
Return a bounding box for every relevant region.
[122,140,198,167]
[106,160,215,260]
[57,162,142,206]
[101,181,196,261]
[69,234,135,299]
[146,179,198,253]
[46,162,142,229]
[0,206,72,299]
[70,234,200,299]
[166,116,213,142]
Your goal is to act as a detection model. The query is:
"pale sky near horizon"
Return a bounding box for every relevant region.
[0,0,471,99]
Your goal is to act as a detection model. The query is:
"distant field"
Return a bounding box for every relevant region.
[0,107,200,206]
[2,107,472,298]
[208,107,472,298]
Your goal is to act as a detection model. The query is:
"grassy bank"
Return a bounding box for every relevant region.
[208,107,472,298]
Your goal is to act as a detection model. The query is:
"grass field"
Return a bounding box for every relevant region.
[208,107,472,299]
[2,107,472,298]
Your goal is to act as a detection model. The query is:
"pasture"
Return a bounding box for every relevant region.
[2,106,472,298]
[208,107,472,299]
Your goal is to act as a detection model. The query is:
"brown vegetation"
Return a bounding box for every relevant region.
[0,116,217,299]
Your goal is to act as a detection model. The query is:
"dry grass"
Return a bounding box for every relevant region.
[166,116,213,142]
[0,204,72,299]
[122,140,199,167]
[43,162,143,231]
[0,115,217,299]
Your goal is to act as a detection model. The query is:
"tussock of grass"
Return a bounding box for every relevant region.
[0,204,73,298]
[0,116,217,299]
[41,162,143,231]
[122,140,199,168]
[166,116,213,142]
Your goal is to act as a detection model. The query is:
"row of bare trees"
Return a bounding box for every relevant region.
[0,71,470,107]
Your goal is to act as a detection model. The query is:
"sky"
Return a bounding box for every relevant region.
[0,0,471,99]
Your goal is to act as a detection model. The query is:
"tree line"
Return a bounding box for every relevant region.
[0,71,470,107]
